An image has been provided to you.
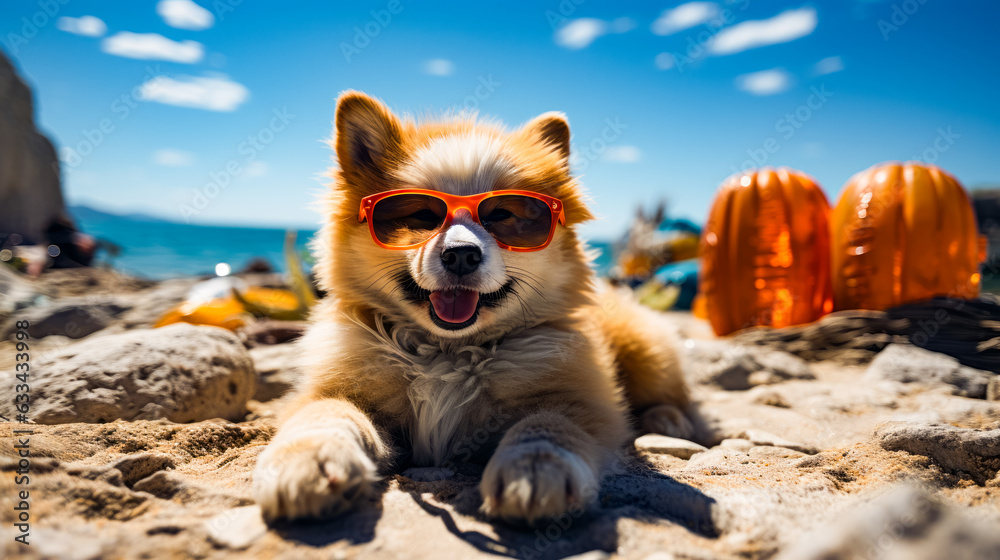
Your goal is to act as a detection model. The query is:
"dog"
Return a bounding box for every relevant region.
[253,91,692,523]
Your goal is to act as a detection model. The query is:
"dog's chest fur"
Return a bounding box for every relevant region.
[375,323,577,465]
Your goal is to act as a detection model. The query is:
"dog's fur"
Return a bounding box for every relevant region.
[253,91,692,523]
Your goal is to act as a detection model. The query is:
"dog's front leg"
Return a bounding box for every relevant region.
[253,398,390,521]
[480,410,609,523]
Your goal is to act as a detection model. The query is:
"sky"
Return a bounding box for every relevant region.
[3,0,999,240]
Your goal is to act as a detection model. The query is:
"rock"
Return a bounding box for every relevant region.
[22,527,107,560]
[109,453,176,487]
[204,506,268,549]
[31,267,155,298]
[686,448,742,469]
[0,324,255,423]
[240,319,308,345]
[683,339,813,391]
[738,429,818,455]
[717,438,755,452]
[873,422,1000,483]
[865,344,993,398]
[748,446,807,460]
[987,377,1000,401]
[5,296,130,339]
[0,50,65,246]
[776,485,1000,560]
[634,434,708,459]
[249,344,300,401]
[0,265,46,320]
[133,471,188,499]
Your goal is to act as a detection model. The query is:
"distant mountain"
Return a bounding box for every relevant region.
[69,204,173,225]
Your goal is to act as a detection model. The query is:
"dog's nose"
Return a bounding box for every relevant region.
[441,245,482,276]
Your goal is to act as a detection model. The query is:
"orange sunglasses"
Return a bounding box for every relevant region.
[358,189,566,252]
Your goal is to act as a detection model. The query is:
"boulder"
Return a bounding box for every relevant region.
[4,296,130,339]
[873,421,1000,483]
[0,324,255,423]
[249,344,301,402]
[865,344,993,398]
[239,319,308,346]
[683,339,814,390]
[0,50,66,244]
[776,486,1000,560]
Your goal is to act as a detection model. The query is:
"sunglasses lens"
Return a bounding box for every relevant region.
[372,194,447,246]
[478,195,554,248]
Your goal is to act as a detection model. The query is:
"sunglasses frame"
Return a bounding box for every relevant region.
[358,188,566,252]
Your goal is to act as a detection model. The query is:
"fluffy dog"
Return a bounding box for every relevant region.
[253,91,691,523]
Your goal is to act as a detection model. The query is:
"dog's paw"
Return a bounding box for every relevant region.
[253,431,377,522]
[480,440,597,523]
[640,404,695,440]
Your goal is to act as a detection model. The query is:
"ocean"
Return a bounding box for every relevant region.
[73,209,615,280]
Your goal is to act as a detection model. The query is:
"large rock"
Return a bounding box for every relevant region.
[865,344,993,398]
[777,486,1000,560]
[4,296,131,339]
[0,324,255,423]
[248,344,300,402]
[0,50,66,244]
[683,339,814,390]
[873,421,1000,483]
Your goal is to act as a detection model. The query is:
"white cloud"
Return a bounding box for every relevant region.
[736,68,793,95]
[153,148,196,166]
[652,2,719,36]
[244,161,268,177]
[555,17,635,49]
[139,74,249,112]
[654,52,675,70]
[602,145,642,163]
[57,16,107,37]
[708,8,817,56]
[157,0,215,31]
[422,59,455,77]
[556,18,607,49]
[102,32,204,63]
[813,55,844,76]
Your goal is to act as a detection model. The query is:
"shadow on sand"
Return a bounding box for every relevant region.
[402,452,717,560]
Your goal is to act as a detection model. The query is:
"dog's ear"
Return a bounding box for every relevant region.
[520,112,571,167]
[334,91,402,182]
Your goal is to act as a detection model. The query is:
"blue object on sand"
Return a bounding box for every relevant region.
[651,259,701,310]
[656,218,701,236]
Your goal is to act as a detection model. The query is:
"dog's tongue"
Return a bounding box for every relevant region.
[429,289,479,324]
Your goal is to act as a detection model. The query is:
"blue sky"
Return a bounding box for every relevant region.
[3,0,999,240]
